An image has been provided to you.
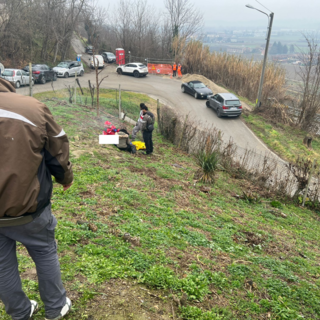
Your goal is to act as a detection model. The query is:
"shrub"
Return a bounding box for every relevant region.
[195,150,219,184]
[270,200,283,209]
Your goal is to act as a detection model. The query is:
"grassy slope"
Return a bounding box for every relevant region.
[1,93,320,320]
[242,113,320,163]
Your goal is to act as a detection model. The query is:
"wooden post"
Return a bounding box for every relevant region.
[118,84,121,119]
[29,62,33,97]
[74,72,77,104]
[178,114,188,149]
[157,99,161,133]
[302,159,316,206]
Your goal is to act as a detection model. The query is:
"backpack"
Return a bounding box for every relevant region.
[146,112,155,131]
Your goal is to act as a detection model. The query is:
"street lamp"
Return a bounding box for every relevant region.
[246,4,274,108]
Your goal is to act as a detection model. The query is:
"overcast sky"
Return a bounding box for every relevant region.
[98,0,320,30]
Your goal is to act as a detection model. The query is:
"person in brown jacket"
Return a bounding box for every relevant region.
[0,78,73,320]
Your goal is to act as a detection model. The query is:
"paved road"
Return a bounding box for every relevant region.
[17,66,268,153]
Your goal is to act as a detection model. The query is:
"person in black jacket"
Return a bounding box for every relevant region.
[141,105,154,155]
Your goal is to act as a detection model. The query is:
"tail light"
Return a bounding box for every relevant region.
[239,105,242,109]
[222,106,228,110]
[12,71,15,77]
[33,71,40,74]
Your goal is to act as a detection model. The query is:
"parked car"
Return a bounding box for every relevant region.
[101,52,116,63]
[0,69,34,88]
[23,64,57,84]
[206,93,242,118]
[53,61,84,78]
[181,81,213,99]
[116,63,148,78]
[89,55,104,69]
[85,45,94,54]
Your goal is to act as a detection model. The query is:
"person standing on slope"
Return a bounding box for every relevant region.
[132,103,145,140]
[141,105,155,155]
[0,78,73,320]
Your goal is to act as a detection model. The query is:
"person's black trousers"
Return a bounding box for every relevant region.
[143,131,153,154]
[173,70,177,77]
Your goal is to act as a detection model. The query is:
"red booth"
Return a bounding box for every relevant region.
[116,48,125,65]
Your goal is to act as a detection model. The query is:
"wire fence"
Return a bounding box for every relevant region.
[157,104,320,203]
[128,55,174,65]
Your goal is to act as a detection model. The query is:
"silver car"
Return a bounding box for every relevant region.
[53,61,84,78]
[1,69,34,88]
[206,93,242,118]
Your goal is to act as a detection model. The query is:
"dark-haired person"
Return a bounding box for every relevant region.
[0,78,73,320]
[115,126,136,153]
[141,105,154,155]
[132,103,145,140]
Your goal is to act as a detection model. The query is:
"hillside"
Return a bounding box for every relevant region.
[1,92,320,320]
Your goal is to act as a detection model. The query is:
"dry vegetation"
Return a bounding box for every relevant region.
[178,40,287,104]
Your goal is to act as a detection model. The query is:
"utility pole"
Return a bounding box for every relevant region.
[29,62,33,97]
[246,4,274,108]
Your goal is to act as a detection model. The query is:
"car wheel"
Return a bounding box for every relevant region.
[194,92,198,99]
[206,101,211,108]
[133,71,140,78]
[181,86,185,93]
[64,72,69,78]
[53,73,57,81]
[117,69,122,75]
[41,76,46,84]
[15,81,21,89]
[217,108,222,118]
[80,70,84,76]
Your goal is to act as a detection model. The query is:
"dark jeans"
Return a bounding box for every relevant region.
[143,130,153,154]
[173,70,177,77]
[0,205,66,320]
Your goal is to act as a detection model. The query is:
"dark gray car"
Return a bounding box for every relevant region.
[206,93,242,118]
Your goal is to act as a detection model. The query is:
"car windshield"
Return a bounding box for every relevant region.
[225,100,240,106]
[2,70,14,76]
[138,64,146,67]
[193,83,206,89]
[57,62,69,68]
[107,53,115,57]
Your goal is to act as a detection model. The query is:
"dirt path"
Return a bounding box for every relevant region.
[71,36,91,67]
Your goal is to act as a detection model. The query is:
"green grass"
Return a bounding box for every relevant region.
[243,113,320,163]
[34,88,158,121]
[1,92,320,319]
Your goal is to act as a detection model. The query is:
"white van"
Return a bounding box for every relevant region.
[89,55,104,69]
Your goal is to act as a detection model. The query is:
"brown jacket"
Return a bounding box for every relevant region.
[0,78,73,221]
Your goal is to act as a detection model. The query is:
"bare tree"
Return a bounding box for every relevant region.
[0,0,87,65]
[164,0,203,39]
[297,35,320,131]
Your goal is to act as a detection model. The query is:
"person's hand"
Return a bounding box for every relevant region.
[63,182,73,191]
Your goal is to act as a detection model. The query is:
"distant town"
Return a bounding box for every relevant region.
[200,28,316,65]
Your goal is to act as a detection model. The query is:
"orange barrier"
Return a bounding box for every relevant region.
[147,64,173,75]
